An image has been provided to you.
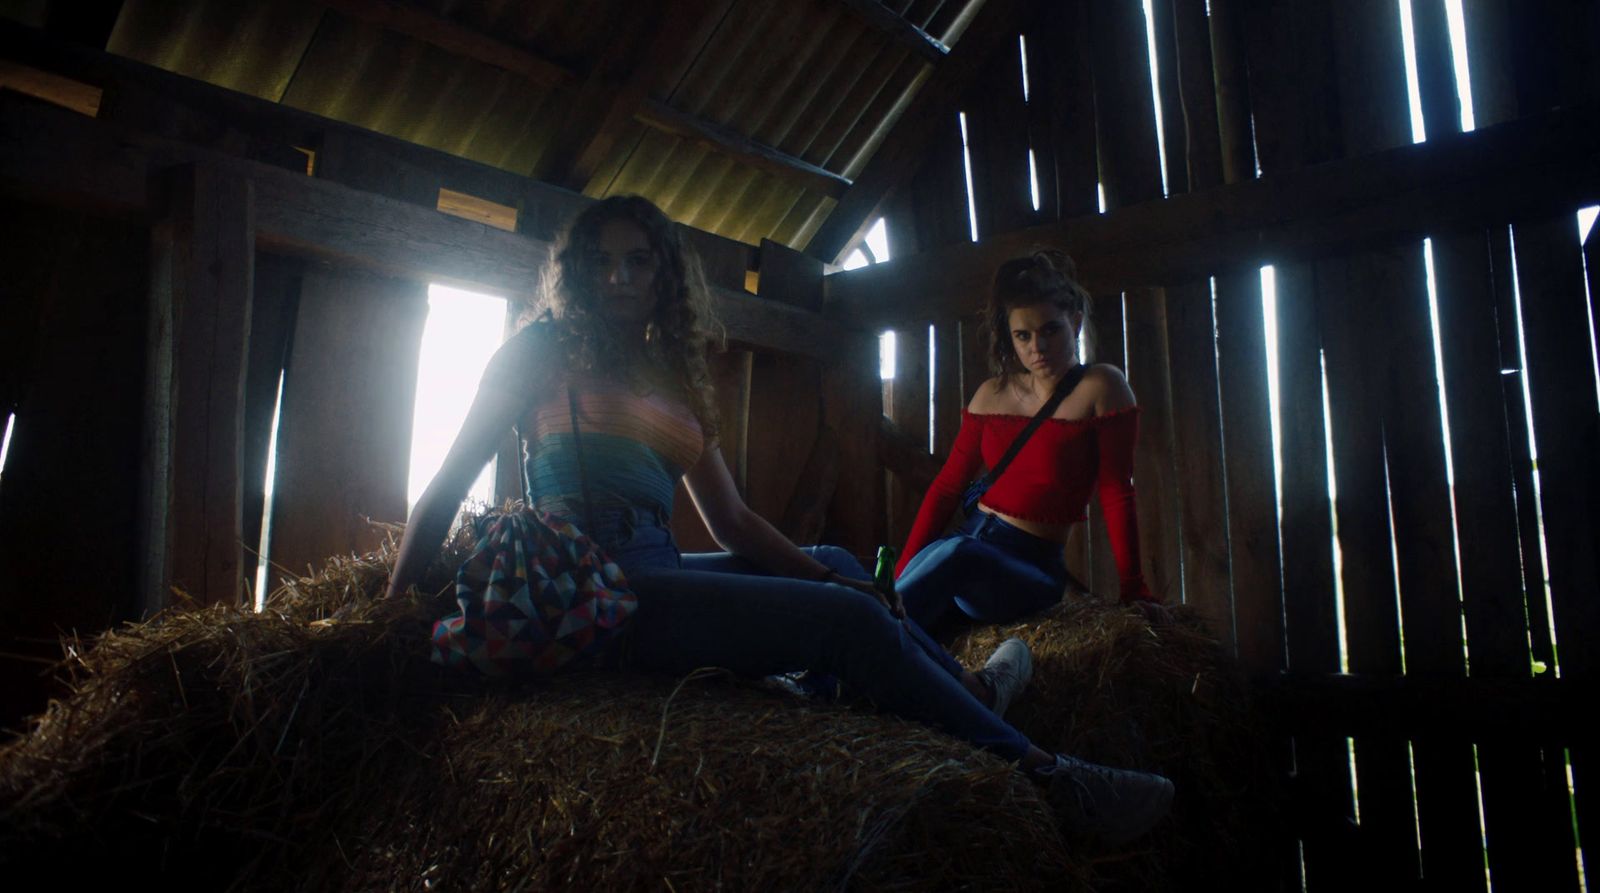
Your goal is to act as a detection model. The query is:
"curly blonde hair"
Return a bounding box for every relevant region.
[541,195,722,438]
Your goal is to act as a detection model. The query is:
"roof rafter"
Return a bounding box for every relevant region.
[837,0,949,65]
[634,98,852,199]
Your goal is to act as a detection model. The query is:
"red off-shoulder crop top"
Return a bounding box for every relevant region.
[895,406,1153,603]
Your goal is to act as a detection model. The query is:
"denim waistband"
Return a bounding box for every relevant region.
[960,510,1068,570]
[555,504,680,574]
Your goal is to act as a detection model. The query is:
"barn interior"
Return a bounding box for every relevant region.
[0,0,1596,889]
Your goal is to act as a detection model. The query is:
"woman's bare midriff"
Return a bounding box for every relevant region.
[977,504,1073,543]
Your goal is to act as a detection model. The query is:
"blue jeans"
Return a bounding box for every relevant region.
[580,506,1031,761]
[898,511,1070,639]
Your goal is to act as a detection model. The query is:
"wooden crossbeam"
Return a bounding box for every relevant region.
[0,92,855,360]
[805,0,1023,264]
[825,99,1600,326]
[635,98,852,199]
[837,0,949,65]
[1260,674,1597,743]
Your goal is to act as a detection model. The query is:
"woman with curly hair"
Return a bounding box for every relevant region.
[385,198,1172,844]
[895,250,1165,638]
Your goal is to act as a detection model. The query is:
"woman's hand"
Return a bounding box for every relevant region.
[828,573,907,619]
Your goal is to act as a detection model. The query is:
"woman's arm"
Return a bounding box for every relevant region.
[1088,365,1156,603]
[384,327,546,599]
[894,392,991,576]
[683,446,903,615]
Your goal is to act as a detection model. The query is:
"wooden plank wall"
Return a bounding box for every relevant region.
[845,0,1598,888]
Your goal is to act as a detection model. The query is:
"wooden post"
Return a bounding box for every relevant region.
[931,321,963,456]
[886,323,931,549]
[1164,280,1232,633]
[152,164,255,609]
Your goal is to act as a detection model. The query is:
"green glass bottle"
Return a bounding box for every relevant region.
[873,545,897,595]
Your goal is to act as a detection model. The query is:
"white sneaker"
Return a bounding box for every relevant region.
[974,637,1032,718]
[1039,753,1175,846]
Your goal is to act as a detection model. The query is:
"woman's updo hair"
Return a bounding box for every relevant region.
[985,248,1094,381]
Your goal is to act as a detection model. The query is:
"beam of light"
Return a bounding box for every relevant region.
[1141,0,1172,196]
[1443,0,1476,131]
[253,373,284,611]
[879,330,896,380]
[0,412,13,480]
[409,284,507,510]
[958,112,980,242]
[1398,0,1427,143]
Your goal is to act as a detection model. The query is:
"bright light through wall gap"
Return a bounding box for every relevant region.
[1141,0,1171,196]
[958,112,980,242]
[253,372,285,611]
[0,412,14,481]
[409,284,508,511]
[1508,228,1561,678]
[1443,0,1476,131]
[1018,34,1030,103]
[1398,0,1427,143]
[1028,150,1041,212]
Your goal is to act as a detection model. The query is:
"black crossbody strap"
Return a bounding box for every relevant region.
[567,385,599,533]
[976,363,1090,491]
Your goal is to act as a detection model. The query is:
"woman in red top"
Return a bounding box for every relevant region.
[897,250,1160,637]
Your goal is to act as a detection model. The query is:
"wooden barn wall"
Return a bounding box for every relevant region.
[0,28,887,737]
[832,0,1599,889]
[0,200,148,730]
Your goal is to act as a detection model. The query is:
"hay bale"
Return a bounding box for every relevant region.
[951,602,1282,891]
[0,523,1081,891]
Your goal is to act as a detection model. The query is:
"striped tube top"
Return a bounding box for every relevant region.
[523,372,704,521]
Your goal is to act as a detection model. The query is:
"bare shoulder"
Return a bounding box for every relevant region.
[1084,363,1136,413]
[966,376,1012,413]
[483,320,560,386]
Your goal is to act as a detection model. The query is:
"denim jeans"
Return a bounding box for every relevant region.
[579,505,1031,761]
[898,511,1070,639]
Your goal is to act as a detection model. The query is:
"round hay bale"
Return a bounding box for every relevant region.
[1,521,1086,891]
[951,600,1283,890]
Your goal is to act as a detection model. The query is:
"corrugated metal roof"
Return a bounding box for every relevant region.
[99,0,983,249]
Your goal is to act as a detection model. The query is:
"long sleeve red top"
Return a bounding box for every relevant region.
[896,406,1154,603]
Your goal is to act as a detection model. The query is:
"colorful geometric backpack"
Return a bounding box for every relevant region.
[429,385,637,675]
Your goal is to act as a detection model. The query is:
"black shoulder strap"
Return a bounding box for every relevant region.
[567,385,599,533]
[975,363,1091,492]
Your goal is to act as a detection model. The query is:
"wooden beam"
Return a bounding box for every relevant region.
[824,99,1600,326]
[317,0,577,89]
[156,165,256,609]
[1260,674,1598,743]
[0,92,859,361]
[634,98,852,199]
[837,0,949,65]
[805,0,1024,263]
